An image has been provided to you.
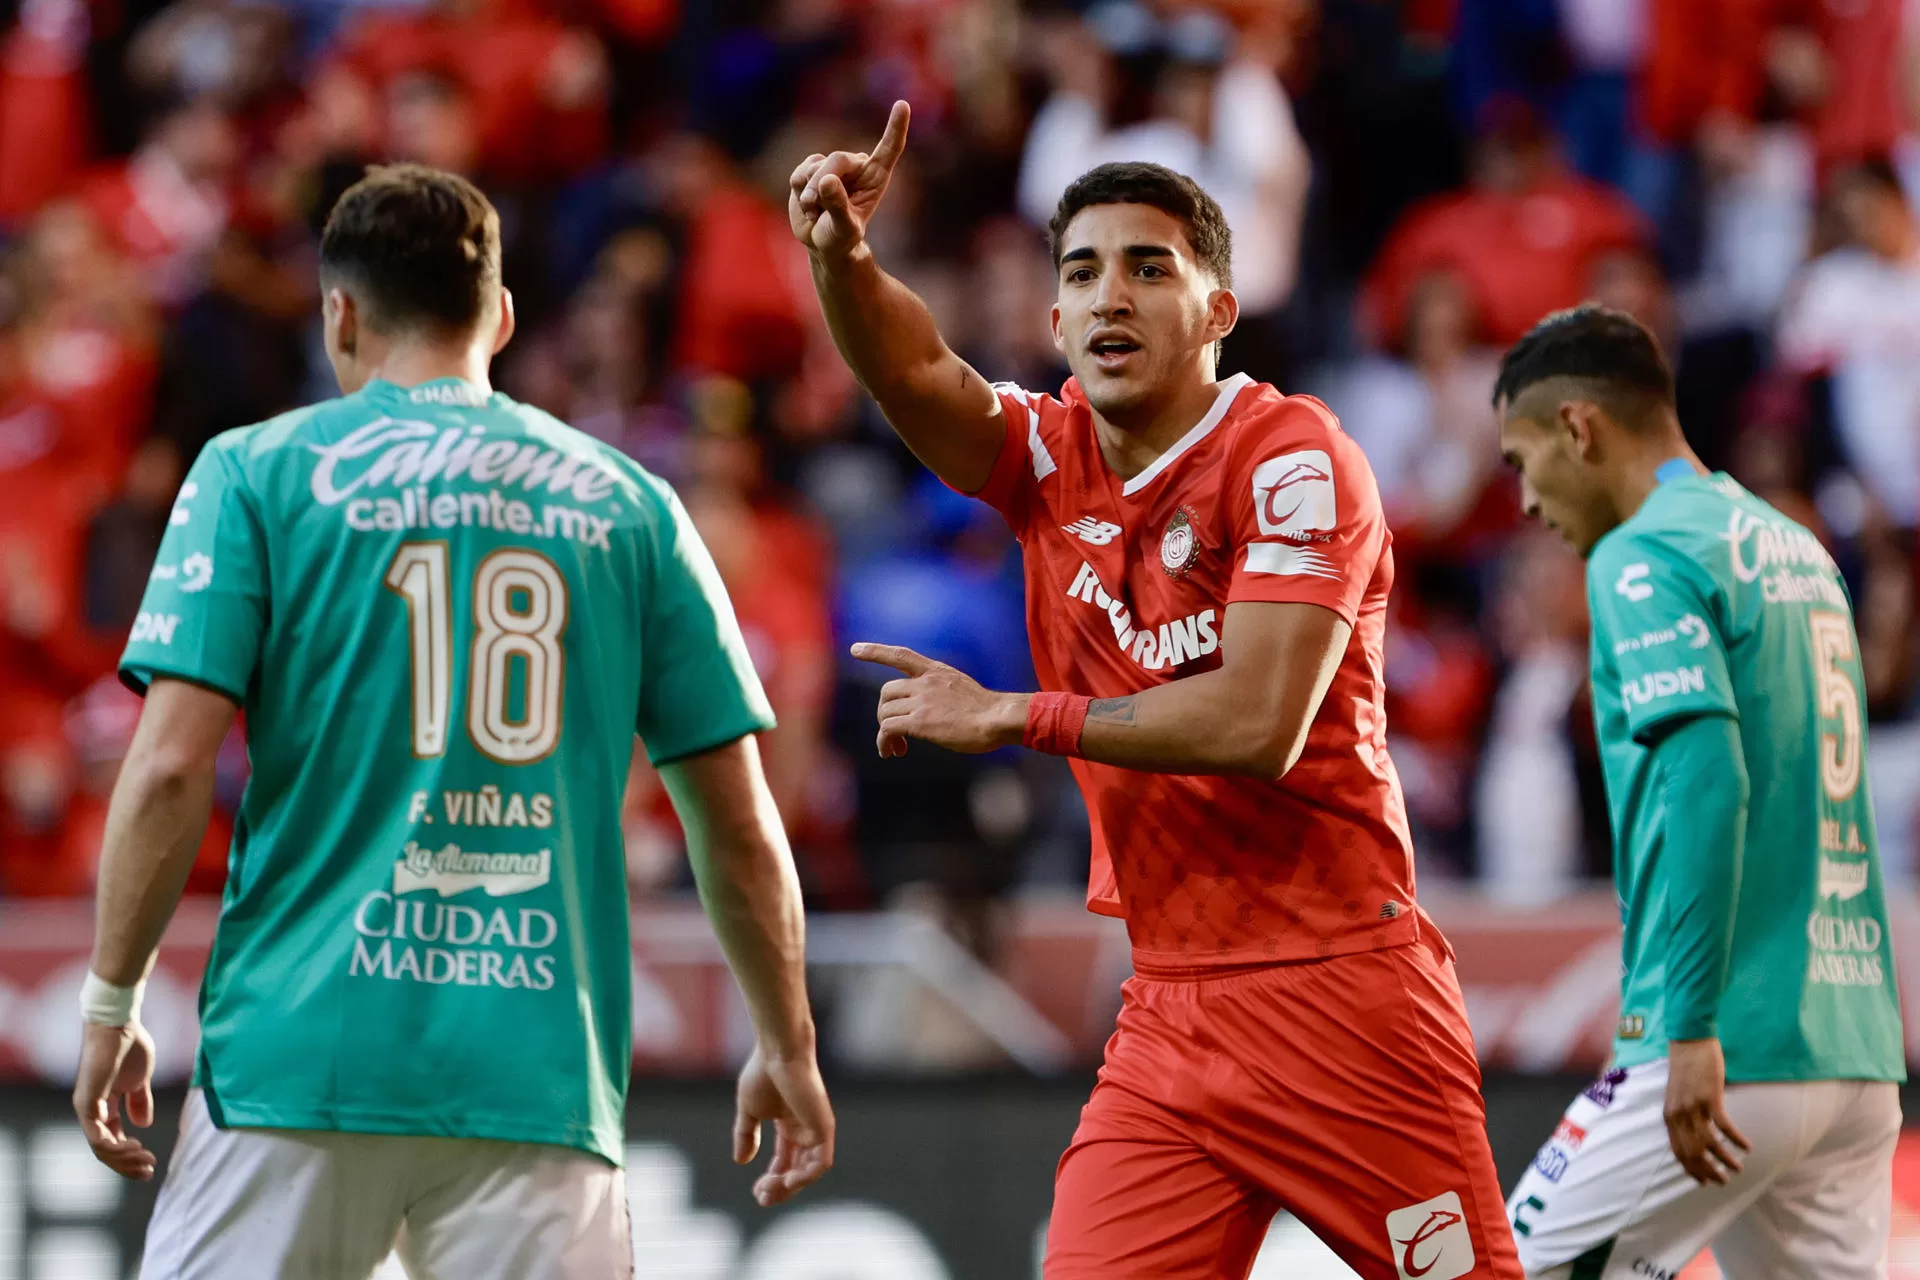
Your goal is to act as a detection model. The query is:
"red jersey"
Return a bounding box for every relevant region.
[975,374,1421,968]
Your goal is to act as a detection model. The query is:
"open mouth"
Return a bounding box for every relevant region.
[1088,337,1141,369]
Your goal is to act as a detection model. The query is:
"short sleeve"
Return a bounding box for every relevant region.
[1226,401,1386,627]
[635,484,777,765]
[1587,532,1738,743]
[119,443,268,702]
[954,383,1048,528]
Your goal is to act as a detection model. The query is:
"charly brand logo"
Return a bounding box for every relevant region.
[1614,563,1652,602]
[308,417,620,507]
[1385,1191,1474,1280]
[1159,507,1199,578]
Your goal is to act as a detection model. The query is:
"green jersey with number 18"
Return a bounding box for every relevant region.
[1586,470,1903,1084]
[120,377,774,1164]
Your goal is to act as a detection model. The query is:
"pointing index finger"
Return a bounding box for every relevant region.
[867,100,911,180]
[851,641,935,676]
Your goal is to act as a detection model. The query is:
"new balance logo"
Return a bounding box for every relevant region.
[1385,1191,1474,1280]
[1063,517,1122,546]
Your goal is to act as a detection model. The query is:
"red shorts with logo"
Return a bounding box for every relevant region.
[1045,926,1522,1280]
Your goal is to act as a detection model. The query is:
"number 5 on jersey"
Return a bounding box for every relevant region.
[385,542,570,764]
[1810,610,1862,803]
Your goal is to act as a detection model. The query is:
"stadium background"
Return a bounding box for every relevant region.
[4,0,1920,1274]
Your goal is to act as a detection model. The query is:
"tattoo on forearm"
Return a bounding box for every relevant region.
[1087,697,1138,726]
[959,368,972,390]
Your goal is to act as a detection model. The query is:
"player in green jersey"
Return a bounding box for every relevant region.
[69,165,835,1278]
[1495,305,1904,1278]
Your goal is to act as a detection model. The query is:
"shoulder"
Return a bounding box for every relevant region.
[1225,384,1376,482]
[192,401,340,487]
[1588,487,1734,599]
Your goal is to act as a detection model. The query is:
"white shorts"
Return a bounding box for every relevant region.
[139,1090,632,1280]
[1505,1059,1900,1279]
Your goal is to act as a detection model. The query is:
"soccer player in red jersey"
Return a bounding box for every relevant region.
[791,103,1522,1280]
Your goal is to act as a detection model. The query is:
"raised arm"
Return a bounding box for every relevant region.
[854,598,1350,778]
[660,735,834,1206]
[791,100,1005,493]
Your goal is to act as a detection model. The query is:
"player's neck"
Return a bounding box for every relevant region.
[356,343,494,396]
[1610,434,1703,525]
[1089,376,1225,482]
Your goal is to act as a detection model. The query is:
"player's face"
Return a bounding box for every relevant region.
[1498,400,1612,557]
[1051,204,1236,419]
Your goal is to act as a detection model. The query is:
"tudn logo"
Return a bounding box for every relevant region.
[1385,1191,1475,1280]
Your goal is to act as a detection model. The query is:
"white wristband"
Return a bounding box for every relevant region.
[79,972,144,1027]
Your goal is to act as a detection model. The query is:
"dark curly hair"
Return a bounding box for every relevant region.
[1048,162,1233,287]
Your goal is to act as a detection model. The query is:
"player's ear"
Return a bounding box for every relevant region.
[1204,286,1238,347]
[1560,400,1600,460]
[1050,302,1065,355]
[325,287,356,358]
[490,288,516,356]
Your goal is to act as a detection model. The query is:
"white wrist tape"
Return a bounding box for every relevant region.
[79,972,144,1027]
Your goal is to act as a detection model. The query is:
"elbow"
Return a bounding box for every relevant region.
[122,741,215,800]
[1227,724,1305,780]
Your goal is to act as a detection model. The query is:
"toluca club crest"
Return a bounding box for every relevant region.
[1160,507,1199,578]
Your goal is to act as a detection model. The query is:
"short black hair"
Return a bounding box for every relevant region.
[319,164,500,335]
[1049,162,1232,287]
[1492,303,1675,425]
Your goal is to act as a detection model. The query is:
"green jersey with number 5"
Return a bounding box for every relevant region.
[1586,471,1903,1083]
[121,377,774,1164]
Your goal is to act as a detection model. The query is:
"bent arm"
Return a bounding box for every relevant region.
[1071,600,1349,777]
[809,246,1006,494]
[90,679,237,987]
[661,735,816,1058]
[1653,712,1748,1041]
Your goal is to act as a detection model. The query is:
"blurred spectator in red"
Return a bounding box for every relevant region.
[1475,528,1592,903]
[1641,0,1907,179]
[1777,157,1920,529]
[15,201,159,490]
[55,673,240,897]
[1315,269,1507,557]
[655,132,812,384]
[0,0,93,228]
[0,261,112,897]
[1360,99,1647,348]
[77,97,240,308]
[325,0,609,186]
[385,66,481,176]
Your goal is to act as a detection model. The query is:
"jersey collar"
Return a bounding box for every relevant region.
[370,377,494,408]
[1655,457,1696,486]
[1075,372,1253,498]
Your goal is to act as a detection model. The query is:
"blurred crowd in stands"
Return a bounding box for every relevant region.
[4,0,1920,929]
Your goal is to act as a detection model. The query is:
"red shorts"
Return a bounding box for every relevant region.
[1045,927,1521,1280]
